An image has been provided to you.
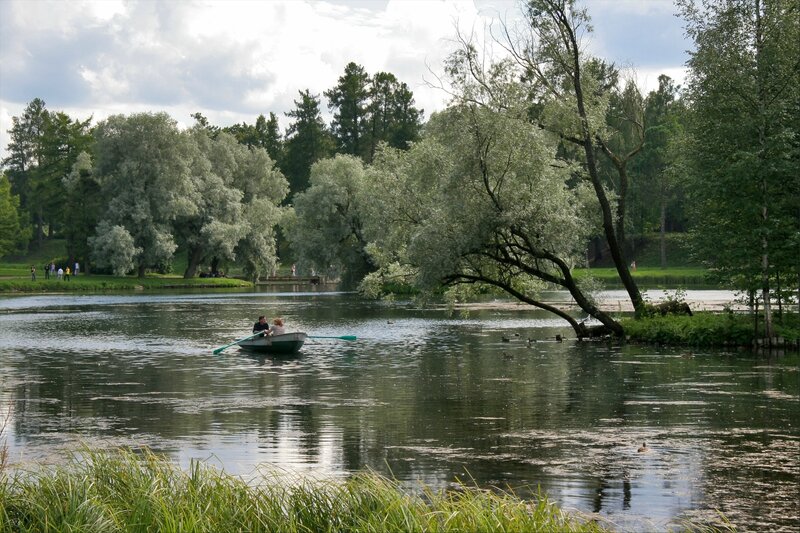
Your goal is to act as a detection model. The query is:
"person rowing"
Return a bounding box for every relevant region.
[253,316,270,336]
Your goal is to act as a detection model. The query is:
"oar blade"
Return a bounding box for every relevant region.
[339,335,358,341]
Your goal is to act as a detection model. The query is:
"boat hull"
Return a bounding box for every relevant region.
[238,332,307,354]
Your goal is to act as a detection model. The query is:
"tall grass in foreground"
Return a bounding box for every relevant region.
[0,449,607,533]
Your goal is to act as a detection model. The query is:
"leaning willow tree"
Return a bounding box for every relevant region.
[360,0,649,336]
[493,0,646,316]
[363,71,622,337]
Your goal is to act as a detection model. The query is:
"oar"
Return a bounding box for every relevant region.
[213,331,264,354]
[308,335,357,341]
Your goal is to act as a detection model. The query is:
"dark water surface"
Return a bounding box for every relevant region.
[1,290,798,531]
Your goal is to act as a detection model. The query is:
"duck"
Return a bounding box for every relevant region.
[555,334,563,342]
[501,335,511,342]
[637,442,649,453]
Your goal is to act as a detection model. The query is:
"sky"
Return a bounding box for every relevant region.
[0,0,692,162]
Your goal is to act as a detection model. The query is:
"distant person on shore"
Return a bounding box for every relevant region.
[253,316,270,335]
[291,264,296,276]
[44,264,49,279]
[64,266,71,281]
[74,262,80,276]
[269,318,286,336]
[49,262,55,277]
[630,260,636,271]
[57,267,63,280]
[30,265,36,281]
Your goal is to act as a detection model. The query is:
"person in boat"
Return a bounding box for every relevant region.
[268,318,286,336]
[253,316,270,335]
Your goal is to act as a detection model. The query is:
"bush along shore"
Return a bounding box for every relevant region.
[621,311,800,350]
[0,448,608,533]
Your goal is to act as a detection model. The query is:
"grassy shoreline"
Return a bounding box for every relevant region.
[574,266,713,288]
[0,274,252,293]
[0,448,608,533]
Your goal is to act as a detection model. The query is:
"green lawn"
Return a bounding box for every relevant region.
[574,266,712,288]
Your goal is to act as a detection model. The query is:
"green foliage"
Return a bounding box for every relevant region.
[0,448,607,532]
[325,62,371,158]
[680,0,800,305]
[177,128,288,279]
[1,98,93,248]
[622,311,800,347]
[91,112,194,277]
[88,221,140,276]
[0,173,30,256]
[283,90,334,200]
[287,154,374,288]
[62,151,102,267]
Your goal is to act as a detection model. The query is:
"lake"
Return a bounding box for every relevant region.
[0,290,797,531]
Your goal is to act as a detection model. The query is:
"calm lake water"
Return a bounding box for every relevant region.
[0,290,798,531]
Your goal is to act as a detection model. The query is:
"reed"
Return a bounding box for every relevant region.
[0,448,607,532]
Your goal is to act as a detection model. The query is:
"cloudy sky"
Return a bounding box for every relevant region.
[0,0,691,161]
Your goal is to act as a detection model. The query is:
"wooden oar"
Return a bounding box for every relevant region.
[213,331,264,354]
[307,335,357,341]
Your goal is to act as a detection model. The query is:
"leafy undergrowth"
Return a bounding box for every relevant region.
[622,312,800,347]
[0,449,608,533]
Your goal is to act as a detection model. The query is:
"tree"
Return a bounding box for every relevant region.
[365,72,424,161]
[177,128,289,279]
[631,75,687,267]
[680,0,800,333]
[486,0,646,315]
[287,155,375,288]
[283,90,334,200]
[0,172,30,256]
[325,62,371,158]
[2,100,93,248]
[2,98,48,246]
[62,152,103,272]
[363,91,623,337]
[89,113,196,278]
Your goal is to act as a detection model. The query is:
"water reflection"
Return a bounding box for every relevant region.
[0,291,797,531]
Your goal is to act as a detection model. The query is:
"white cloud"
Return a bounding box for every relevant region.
[0,0,690,162]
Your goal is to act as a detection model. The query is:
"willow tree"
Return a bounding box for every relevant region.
[287,154,375,288]
[479,0,646,315]
[176,129,288,280]
[362,73,622,337]
[89,113,196,278]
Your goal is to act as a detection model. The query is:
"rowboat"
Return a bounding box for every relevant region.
[237,332,307,354]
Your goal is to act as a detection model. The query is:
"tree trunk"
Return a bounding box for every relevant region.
[137,264,146,279]
[36,206,44,248]
[184,246,204,279]
[660,197,667,268]
[565,21,644,317]
[615,163,629,254]
[755,0,773,341]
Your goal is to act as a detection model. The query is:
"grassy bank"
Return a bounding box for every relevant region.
[0,274,251,293]
[0,449,606,533]
[1,239,256,293]
[621,312,800,348]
